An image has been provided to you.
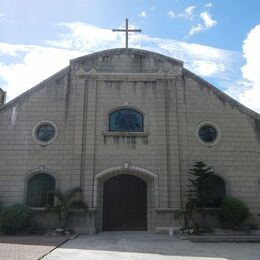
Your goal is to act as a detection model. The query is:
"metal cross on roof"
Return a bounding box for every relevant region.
[112,18,142,49]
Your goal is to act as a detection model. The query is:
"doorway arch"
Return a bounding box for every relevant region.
[94,165,158,231]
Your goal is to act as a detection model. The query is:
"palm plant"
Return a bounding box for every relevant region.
[48,187,88,228]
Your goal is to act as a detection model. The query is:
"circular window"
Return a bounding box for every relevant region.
[199,125,217,142]
[196,121,221,146]
[36,124,55,142]
[33,121,58,146]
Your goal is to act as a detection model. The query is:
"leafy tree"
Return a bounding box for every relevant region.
[48,187,88,229]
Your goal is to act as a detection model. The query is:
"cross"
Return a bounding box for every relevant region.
[112,18,142,49]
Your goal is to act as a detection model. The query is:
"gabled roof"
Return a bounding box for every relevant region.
[0,66,70,111]
[183,68,260,121]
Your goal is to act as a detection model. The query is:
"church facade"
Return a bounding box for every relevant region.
[0,48,259,232]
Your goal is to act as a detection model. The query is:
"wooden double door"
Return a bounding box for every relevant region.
[103,174,147,231]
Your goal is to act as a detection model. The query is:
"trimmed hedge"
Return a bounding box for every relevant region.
[221,197,250,226]
[1,204,33,234]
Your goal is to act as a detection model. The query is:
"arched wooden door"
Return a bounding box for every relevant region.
[103,174,147,231]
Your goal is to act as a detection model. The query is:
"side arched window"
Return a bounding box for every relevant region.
[198,175,226,207]
[26,173,55,207]
[109,109,144,132]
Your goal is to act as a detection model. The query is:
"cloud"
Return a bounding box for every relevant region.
[0,22,239,105]
[49,22,235,77]
[47,22,119,51]
[201,12,217,28]
[237,25,260,112]
[168,11,175,18]
[189,24,204,35]
[190,60,224,77]
[205,2,213,8]
[168,5,196,20]
[189,11,217,35]
[139,11,147,18]
[168,5,216,36]
[0,43,82,100]
[0,11,4,22]
[183,6,196,19]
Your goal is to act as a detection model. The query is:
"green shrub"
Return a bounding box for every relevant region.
[1,204,33,234]
[221,197,250,226]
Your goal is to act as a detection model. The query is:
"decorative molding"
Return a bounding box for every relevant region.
[156,208,179,213]
[94,164,159,208]
[75,68,88,77]
[25,166,57,183]
[102,131,149,137]
[123,162,129,169]
[75,70,180,80]
[86,68,97,75]
[71,48,183,67]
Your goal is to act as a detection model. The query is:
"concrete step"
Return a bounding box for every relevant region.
[181,235,260,242]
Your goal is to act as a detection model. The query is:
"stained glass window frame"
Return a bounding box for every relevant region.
[196,121,221,146]
[109,108,144,132]
[32,120,58,146]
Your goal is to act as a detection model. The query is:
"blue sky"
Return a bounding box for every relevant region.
[0,0,260,112]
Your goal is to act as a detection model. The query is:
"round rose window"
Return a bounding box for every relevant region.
[36,124,55,142]
[198,125,217,143]
[32,120,58,145]
[196,121,221,146]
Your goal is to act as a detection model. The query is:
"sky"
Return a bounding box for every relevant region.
[0,0,260,112]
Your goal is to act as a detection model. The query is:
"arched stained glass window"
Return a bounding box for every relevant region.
[26,173,55,207]
[109,109,144,132]
[198,175,226,207]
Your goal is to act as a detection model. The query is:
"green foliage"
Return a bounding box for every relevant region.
[48,187,88,228]
[221,197,250,226]
[186,161,215,208]
[1,204,33,234]
[185,161,220,229]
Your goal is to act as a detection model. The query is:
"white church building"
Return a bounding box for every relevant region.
[0,47,259,233]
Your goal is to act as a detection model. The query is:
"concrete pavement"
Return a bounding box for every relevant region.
[0,235,68,260]
[43,232,232,260]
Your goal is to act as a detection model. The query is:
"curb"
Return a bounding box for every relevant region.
[38,233,79,259]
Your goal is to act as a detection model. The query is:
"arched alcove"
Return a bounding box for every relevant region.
[26,173,56,207]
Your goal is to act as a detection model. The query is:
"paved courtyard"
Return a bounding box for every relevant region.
[43,232,260,260]
[0,235,68,260]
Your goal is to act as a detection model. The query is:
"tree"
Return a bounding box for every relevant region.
[185,161,215,228]
[48,187,88,229]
